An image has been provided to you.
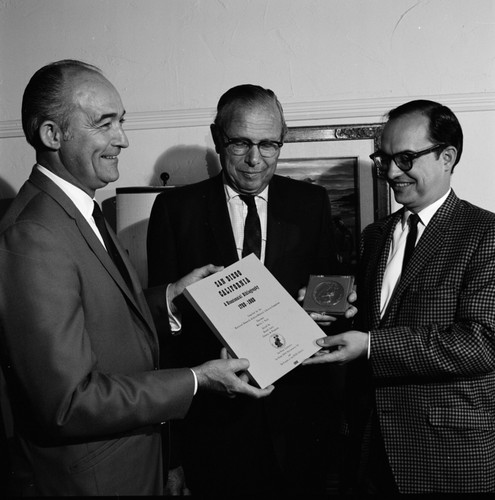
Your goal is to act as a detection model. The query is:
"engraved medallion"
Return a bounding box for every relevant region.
[312,280,345,306]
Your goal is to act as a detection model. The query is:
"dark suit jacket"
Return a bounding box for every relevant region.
[347,190,495,494]
[147,173,341,494]
[0,167,195,496]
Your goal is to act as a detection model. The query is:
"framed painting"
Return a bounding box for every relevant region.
[277,124,389,270]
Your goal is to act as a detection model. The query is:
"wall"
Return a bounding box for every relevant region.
[1,0,494,212]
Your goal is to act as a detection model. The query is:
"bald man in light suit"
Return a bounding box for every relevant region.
[0,60,272,497]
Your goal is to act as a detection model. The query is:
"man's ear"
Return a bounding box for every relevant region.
[441,145,457,172]
[210,123,222,154]
[39,120,63,150]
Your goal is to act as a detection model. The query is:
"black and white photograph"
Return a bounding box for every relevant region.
[0,1,494,496]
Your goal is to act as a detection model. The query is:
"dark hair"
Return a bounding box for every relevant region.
[213,84,288,140]
[387,99,463,168]
[21,59,102,150]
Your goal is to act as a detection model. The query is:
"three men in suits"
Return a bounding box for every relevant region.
[0,60,273,496]
[306,100,495,494]
[147,84,346,496]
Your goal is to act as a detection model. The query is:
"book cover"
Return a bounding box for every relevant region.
[183,254,324,388]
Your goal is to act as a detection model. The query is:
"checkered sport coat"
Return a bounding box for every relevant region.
[347,190,495,493]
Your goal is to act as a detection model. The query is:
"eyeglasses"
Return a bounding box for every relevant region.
[370,143,447,178]
[220,129,283,158]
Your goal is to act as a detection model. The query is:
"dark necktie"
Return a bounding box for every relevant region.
[239,195,261,259]
[92,201,132,287]
[402,213,420,271]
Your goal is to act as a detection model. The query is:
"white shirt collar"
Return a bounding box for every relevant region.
[35,164,95,221]
[402,188,451,229]
[222,173,269,202]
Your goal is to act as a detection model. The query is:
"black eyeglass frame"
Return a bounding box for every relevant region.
[370,143,447,177]
[219,128,284,158]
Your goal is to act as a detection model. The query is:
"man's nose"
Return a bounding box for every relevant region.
[245,144,262,165]
[387,158,403,179]
[114,125,129,149]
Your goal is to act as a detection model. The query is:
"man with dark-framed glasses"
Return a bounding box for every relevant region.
[305,99,495,494]
[147,84,347,496]
[370,142,447,177]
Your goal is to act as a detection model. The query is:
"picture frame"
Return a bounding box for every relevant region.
[277,124,389,270]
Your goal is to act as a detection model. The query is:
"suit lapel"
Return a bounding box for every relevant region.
[381,191,459,324]
[29,169,154,332]
[74,215,144,304]
[264,177,288,271]
[368,213,401,328]
[206,174,239,266]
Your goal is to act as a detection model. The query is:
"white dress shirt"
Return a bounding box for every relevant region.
[224,180,268,263]
[380,189,451,317]
[36,164,105,246]
[367,189,452,359]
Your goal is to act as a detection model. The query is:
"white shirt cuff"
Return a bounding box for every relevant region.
[166,284,182,333]
[189,368,198,395]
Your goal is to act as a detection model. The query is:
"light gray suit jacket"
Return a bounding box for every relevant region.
[0,167,195,495]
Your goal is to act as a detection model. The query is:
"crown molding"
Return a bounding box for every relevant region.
[283,92,495,122]
[1,92,494,139]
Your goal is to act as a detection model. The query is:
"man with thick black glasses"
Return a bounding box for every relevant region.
[146,84,351,496]
[305,99,495,494]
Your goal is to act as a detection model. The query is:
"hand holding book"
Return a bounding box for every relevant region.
[184,255,326,389]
